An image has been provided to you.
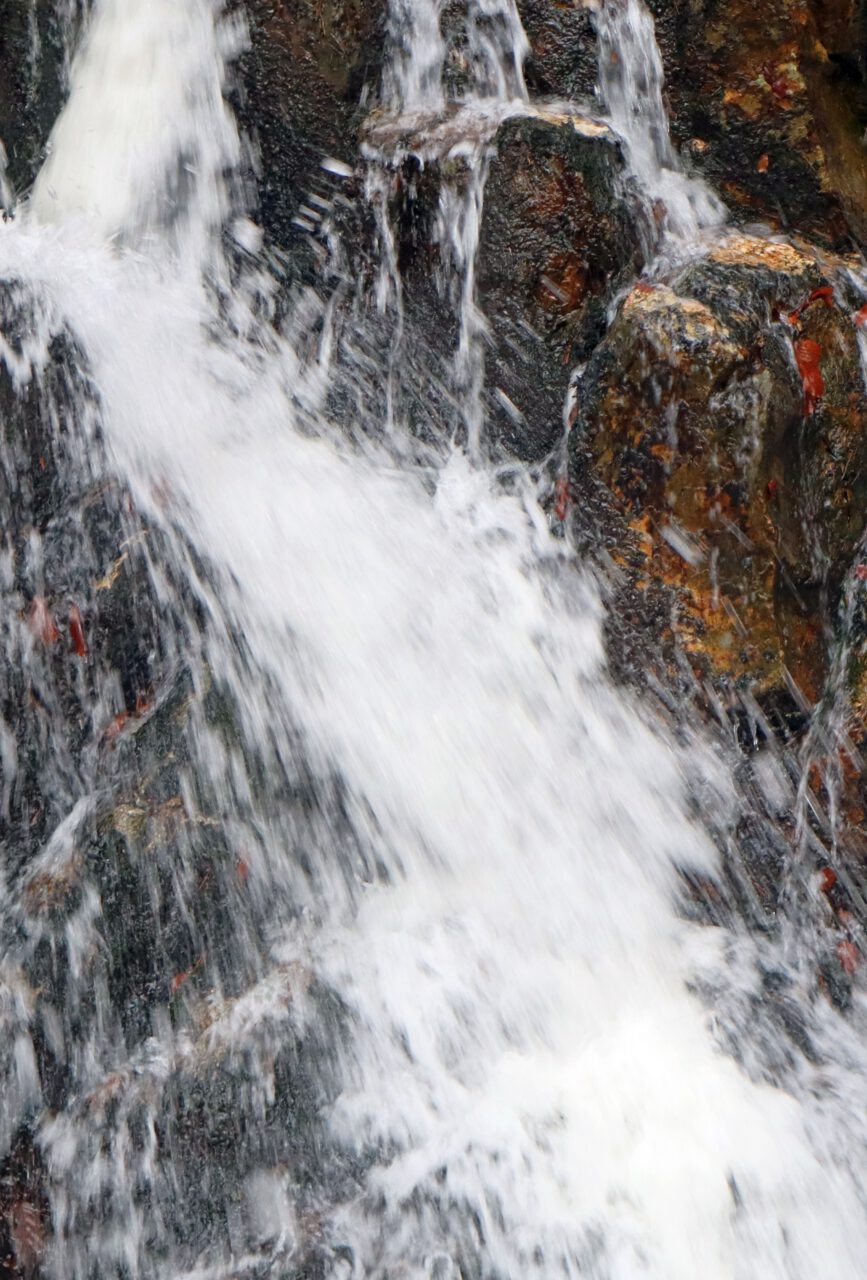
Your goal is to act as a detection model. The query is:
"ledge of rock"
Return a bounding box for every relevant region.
[507,0,867,249]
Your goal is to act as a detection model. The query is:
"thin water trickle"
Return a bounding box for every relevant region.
[0,1,866,1278]
[364,0,530,456]
[595,0,724,245]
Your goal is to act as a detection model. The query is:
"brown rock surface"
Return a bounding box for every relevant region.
[477,109,642,456]
[508,0,867,248]
[571,234,867,713]
[648,0,867,246]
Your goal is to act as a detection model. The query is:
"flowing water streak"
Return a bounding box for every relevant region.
[4,0,867,1277]
[437,0,528,452]
[31,0,244,260]
[434,148,491,454]
[367,0,529,454]
[461,0,529,101]
[595,0,724,244]
[384,0,448,116]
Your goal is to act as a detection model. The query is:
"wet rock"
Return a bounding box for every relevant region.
[517,0,598,102]
[0,285,170,876]
[361,107,640,460]
[0,279,358,1275]
[477,109,641,457]
[237,0,388,253]
[0,1,75,203]
[647,0,867,246]
[0,1127,49,1280]
[571,234,867,711]
[507,0,867,247]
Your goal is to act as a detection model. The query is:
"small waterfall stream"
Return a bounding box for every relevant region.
[1,1,867,1278]
[594,0,724,244]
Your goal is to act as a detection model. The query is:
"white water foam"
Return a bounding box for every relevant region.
[3,0,867,1276]
[31,0,242,253]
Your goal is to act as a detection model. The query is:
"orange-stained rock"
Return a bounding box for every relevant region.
[514,0,867,248]
[648,0,867,247]
[571,234,867,712]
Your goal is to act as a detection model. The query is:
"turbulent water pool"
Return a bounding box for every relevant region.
[1,1,867,1278]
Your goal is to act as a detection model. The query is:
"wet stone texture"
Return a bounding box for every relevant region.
[516,0,599,103]
[570,236,867,722]
[0,284,355,1278]
[476,111,641,458]
[3,0,867,1241]
[0,0,77,203]
[499,0,867,247]
[647,0,867,247]
[237,0,388,255]
[326,106,640,460]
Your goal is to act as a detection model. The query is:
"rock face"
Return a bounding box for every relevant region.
[237,0,388,250]
[0,284,345,1276]
[1,0,867,1256]
[330,104,640,459]
[571,235,867,716]
[232,0,867,743]
[477,110,640,457]
[514,0,867,248]
[516,0,598,102]
[0,1,73,202]
[648,0,867,248]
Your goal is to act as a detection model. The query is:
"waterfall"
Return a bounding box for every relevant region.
[0,1,866,1278]
[595,0,724,244]
[363,0,529,454]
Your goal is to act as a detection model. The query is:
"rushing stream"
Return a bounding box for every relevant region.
[2,1,867,1278]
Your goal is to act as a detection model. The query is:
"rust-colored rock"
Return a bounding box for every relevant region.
[508,0,867,248]
[648,0,867,246]
[571,234,867,712]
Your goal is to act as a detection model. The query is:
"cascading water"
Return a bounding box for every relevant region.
[2,2,867,1279]
[595,0,724,244]
[361,0,529,455]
